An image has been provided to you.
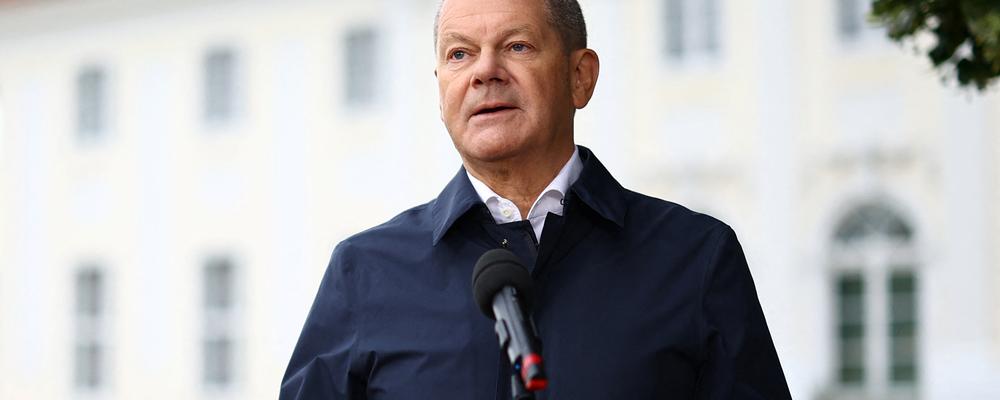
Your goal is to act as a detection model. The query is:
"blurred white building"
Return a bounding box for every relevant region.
[1,0,998,399]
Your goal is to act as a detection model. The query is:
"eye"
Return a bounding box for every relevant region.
[511,43,528,52]
[449,50,467,61]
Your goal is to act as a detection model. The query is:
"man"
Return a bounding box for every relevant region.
[281,0,791,398]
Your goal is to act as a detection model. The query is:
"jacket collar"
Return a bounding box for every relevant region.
[430,165,483,246]
[429,145,626,245]
[569,145,627,229]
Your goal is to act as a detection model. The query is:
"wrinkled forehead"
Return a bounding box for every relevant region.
[438,0,547,21]
[436,0,550,46]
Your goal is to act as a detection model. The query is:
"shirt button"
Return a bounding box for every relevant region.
[501,208,513,218]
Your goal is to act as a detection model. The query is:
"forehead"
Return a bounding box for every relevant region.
[437,0,550,41]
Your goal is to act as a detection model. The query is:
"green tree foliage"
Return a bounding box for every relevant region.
[871,0,1000,90]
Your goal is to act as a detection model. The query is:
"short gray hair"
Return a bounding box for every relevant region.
[433,0,588,53]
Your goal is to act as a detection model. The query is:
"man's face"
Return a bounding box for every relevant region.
[435,0,576,164]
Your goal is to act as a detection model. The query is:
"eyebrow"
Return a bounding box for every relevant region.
[438,25,537,50]
[439,31,474,48]
[497,25,534,40]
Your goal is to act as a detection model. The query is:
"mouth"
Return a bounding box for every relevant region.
[471,104,518,118]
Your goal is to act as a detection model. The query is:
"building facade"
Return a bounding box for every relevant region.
[1,0,998,399]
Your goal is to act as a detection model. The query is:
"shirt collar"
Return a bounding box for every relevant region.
[465,147,583,224]
[430,145,625,245]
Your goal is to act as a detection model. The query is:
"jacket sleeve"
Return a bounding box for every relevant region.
[280,243,369,399]
[696,225,791,399]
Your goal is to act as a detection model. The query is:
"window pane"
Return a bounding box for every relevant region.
[837,274,865,384]
[203,337,232,385]
[345,28,377,105]
[74,342,102,389]
[837,0,861,39]
[74,267,105,391]
[204,48,236,121]
[202,256,235,389]
[889,272,918,384]
[665,0,685,57]
[204,257,233,310]
[702,0,719,53]
[77,67,105,137]
[76,269,103,318]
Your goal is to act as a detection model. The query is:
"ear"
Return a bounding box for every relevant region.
[570,49,600,109]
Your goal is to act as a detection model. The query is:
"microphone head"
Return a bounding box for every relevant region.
[471,249,533,319]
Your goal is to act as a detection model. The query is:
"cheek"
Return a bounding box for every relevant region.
[442,95,461,126]
[540,71,573,108]
[438,82,468,133]
[440,83,462,116]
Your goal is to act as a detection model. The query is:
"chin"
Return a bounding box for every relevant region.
[462,143,518,163]
[461,132,526,163]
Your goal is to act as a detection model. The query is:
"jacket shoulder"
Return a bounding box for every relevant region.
[622,189,730,237]
[336,200,437,254]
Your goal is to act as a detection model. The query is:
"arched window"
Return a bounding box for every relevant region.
[831,202,918,395]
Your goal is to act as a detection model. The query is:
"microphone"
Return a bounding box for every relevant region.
[472,249,548,392]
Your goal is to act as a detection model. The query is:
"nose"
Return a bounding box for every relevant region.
[470,50,508,87]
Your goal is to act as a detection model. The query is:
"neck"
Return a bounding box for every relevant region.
[464,144,575,219]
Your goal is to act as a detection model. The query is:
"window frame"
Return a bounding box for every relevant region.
[828,203,920,398]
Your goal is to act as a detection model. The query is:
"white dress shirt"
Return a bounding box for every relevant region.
[466,147,584,242]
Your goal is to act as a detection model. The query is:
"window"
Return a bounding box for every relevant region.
[77,66,107,140]
[204,258,233,311]
[204,337,233,385]
[203,256,237,388]
[344,27,378,106]
[665,0,685,58]
[74,266,106,390]
[836,0,875,42]
[204,48,238,123]
[830,202,918,394]
[664,0,720,60]
[889,271,917,384]
[836,274,865,385]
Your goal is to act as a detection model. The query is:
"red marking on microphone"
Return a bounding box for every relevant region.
[521,353,547,391]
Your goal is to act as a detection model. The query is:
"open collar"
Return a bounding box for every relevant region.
[429,145,626,245]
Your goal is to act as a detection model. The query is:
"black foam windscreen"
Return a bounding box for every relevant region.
[471,248,533,319]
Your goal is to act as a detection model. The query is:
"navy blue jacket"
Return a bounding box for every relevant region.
[281,146,790,399]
